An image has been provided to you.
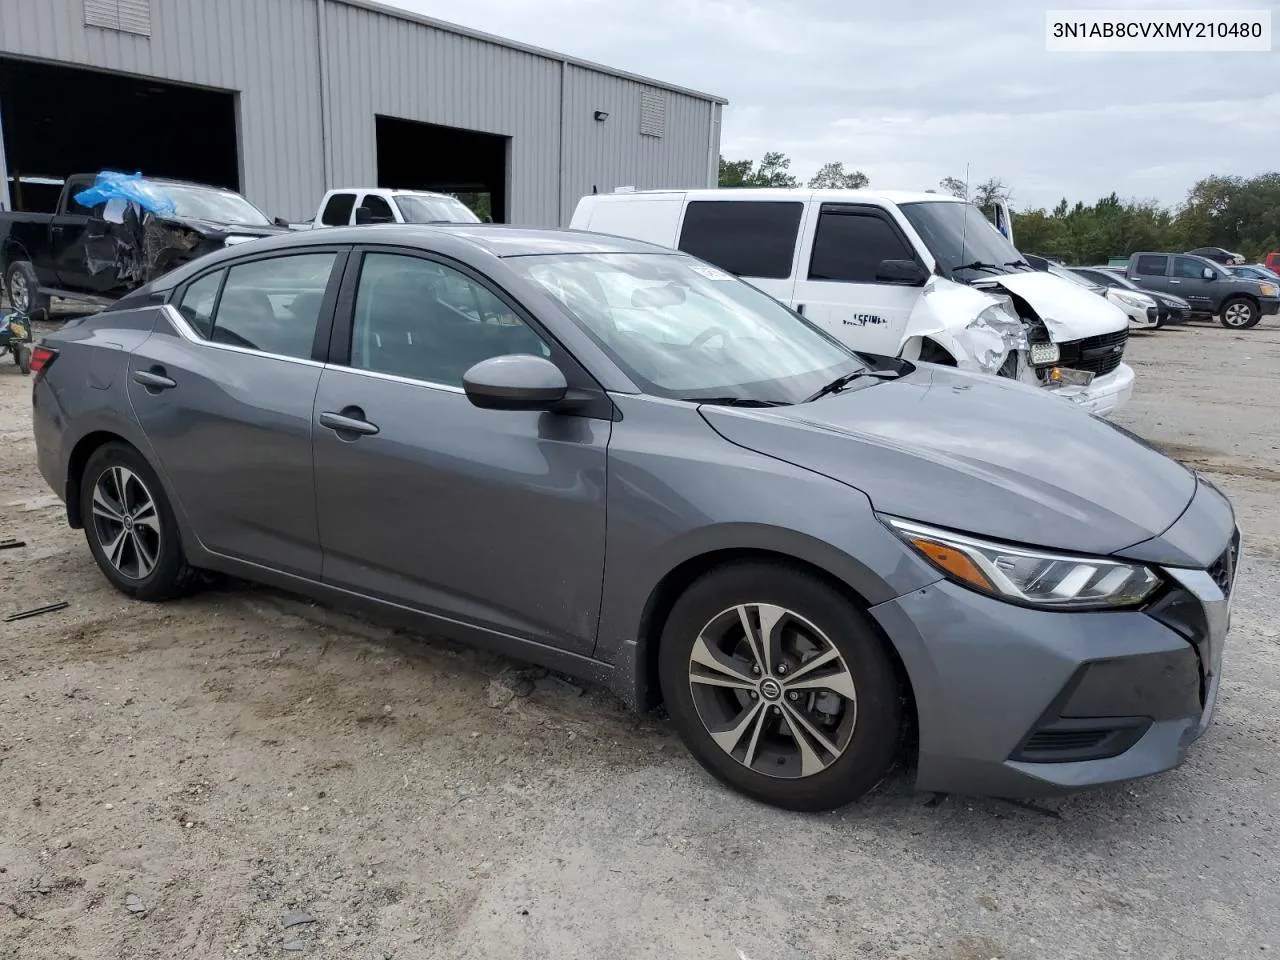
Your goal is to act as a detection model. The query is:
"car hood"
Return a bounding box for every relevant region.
[978,270,1129,341]
[161,216,289,238]
[701,364,1196,556]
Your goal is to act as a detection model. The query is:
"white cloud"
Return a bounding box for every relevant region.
[383,0,1279,208]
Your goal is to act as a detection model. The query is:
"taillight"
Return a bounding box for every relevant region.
[29,346,57,374]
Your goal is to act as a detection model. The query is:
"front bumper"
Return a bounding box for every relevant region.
[869,537,1236,798]
[1049,361,1134,417]
[1260,296,1280,317]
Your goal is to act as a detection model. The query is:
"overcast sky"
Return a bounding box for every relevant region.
[386,0,1278,210]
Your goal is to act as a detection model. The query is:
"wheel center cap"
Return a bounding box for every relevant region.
[122,515,134,530]
[758,677,783,701]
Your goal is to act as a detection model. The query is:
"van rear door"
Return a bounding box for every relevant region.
[789,202,925,356]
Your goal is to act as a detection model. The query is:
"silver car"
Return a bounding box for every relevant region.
[30,225,1238,810]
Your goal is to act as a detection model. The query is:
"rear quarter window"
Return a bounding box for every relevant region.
[677,201,803,280]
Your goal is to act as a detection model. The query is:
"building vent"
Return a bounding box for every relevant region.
[639,90,666,138]
[84,0,153,37]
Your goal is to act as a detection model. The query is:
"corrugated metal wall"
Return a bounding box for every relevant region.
[0,0,722,224]
[0,0,326,218]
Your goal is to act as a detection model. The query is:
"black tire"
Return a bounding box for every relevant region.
[80,442,199,601]
[658,562,903,812]
[1219,298,1259,329]
[4,260,49,320]
[14,342,30,375]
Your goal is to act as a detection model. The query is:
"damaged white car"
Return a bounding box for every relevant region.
[570,189,1134,416]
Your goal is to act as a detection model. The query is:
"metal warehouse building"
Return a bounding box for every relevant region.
[0,0,725,224]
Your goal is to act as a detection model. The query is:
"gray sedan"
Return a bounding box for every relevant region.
[30,225,1238,811]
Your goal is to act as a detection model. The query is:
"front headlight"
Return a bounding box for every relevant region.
[882,516,1161,610]
[1114,293,1148,309]
[1260,282,1278,296]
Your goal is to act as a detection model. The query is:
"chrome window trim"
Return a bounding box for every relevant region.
[320,362,468,395]
[159,304,326,370]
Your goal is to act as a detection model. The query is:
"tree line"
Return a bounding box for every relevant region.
[718,152,1280,264]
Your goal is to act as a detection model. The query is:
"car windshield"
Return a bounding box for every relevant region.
[899,201,1029,279]
[1049,264,1098,289]
[1092,270,1140,291]
[509,253,864,403]
[155,183,272,226]
[394,194,481,224]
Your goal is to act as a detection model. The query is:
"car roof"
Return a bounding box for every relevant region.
[328,187,460,199]
[584,187,964,206]
[143,223,676,294]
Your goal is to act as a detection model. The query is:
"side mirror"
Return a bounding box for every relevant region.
[876,259,928,285]
[1202,267,1215,280]
[354,206,373,225]
[273,216,289,227]
[463,354,567,411]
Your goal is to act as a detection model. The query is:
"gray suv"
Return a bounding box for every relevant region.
[30,225,1238,811]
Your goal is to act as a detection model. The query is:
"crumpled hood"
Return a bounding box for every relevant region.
[980,270,1129,341]
[160,216,289,238]
[701,364,1196,556]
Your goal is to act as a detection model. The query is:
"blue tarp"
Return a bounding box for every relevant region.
[73,171,176,217]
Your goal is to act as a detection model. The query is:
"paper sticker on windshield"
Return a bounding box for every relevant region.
[687,262,733,281]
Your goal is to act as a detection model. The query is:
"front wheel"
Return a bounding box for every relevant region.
[80,442,198,601]
[658,562,903,811]
[1220,298,1260,329]
[4,260,49,319]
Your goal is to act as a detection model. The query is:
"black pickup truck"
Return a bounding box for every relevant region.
[1,174,290,317]
[1126,251,1280,329]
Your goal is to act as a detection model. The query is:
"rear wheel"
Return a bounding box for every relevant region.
[658,562,903,811]
[4,260,49,319]
[14,342,30,375]
[80,442,198,601]
[1220,298,1259,329]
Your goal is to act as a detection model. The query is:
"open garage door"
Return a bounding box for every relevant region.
[0,58,239,213]
[375,116,508,223]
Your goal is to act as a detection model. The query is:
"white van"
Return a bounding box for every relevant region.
[570,189,1134,415]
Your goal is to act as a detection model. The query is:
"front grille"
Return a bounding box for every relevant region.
[1058,329,1127,377]
[1010,720,1148,764]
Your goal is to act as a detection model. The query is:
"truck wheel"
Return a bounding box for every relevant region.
[4,260,49,320]
[1220,298,1259,329]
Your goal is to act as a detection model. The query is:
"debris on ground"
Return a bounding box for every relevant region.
[125,893,145,914]
[0,537,25,549]
[4,601,69,622]
[282,909,315,928]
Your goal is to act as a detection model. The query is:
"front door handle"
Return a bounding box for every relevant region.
[319,409,380,437]
[132,369,177,390]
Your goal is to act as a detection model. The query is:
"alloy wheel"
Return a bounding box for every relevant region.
[1223,303,1252,327]
[687,603,858,779]
[91,466,162,580]
[8,271,29,312]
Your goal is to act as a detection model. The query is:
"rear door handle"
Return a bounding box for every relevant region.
[319,410,380,437]
[132,369,177,390]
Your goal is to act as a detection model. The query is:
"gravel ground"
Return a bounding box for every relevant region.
[1,316,1278,960]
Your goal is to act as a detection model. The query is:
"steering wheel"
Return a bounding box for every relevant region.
[689,327,731,349]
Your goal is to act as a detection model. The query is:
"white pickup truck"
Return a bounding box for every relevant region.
[303,188,482,229]
[571,189,1135,415]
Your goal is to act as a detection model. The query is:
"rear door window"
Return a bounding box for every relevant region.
[177,270,224,338]
[807,206,916,283]
[677,201,803,280]
[320,193,356,226]
[1135,255,1168,276]
[209,253,337,359]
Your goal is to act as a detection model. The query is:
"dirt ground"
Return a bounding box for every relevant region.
[2,313,1279,960]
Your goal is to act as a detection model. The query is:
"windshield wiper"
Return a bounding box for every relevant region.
[680,397,791,408]
[952,260,1004,274]
[803,368,902,403]
[1004,258,1032,269]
